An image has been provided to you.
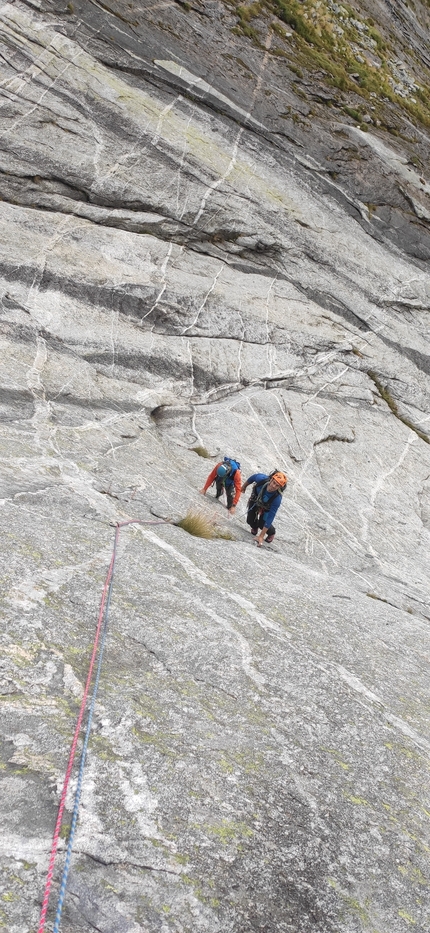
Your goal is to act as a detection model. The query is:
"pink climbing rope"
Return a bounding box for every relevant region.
[38,518,169,933]
[38,545,115,932]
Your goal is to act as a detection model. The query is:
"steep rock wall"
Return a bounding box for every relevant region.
[1,3,429,932]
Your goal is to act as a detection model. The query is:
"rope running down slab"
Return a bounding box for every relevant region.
[38,519,170,933]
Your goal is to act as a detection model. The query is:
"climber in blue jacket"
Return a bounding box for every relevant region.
[241,470,287,547]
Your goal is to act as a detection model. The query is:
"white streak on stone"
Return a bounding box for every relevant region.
[160,242,175,277]
[191,407,204,447]
[177,112,193,219]
[4,40,84,134]
[237,335,243,386]
[348,126,430,195]
[246,394,289,467]
[336,664,430,753]
[360,434,416,548]
[304,362,349,406]
[264,276,277,377]
[155,60,267,131]
[245,394,365,560]
[193,126,244,226]
[200,603,266,688]
[26,335,57,452]
[89,117,105,185]
[26,335,47,400]
[141,283,166,321]
[186,337,194,396]
[152,94,182,147]
[191,32,272,227]
[182,265,223,335]
[141,526,291,644]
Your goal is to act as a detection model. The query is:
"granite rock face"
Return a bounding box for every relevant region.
[1,2,429,932]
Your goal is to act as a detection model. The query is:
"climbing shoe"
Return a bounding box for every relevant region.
[265,534,275,543]
[251,527,258,536]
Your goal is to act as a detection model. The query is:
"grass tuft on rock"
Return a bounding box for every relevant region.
[177,509,234,540]
[177,510,216,538]
[190,445,212,458]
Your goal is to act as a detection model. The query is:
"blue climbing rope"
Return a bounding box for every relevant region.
[39,518,170,933]
[52,523,120,931]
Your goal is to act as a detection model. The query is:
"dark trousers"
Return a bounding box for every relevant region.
[246,502,276,537]
[215,479,234,509]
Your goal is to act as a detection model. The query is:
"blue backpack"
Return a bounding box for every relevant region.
[223,456,240,478]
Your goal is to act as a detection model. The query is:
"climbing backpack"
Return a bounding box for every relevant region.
[223,456,240,478]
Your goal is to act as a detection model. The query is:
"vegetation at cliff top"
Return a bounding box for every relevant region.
[229,0,430,128]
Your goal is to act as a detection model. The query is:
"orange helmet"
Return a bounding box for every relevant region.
[272,471,287,487]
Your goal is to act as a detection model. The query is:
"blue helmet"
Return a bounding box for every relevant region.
[217,464,230,479]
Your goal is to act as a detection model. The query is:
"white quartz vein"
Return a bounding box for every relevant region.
[191,31,272,226]
[360,434,416,550]
[182,265,223,335]
[245,394,371,562]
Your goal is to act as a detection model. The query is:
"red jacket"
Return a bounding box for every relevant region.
[203,462,242,506]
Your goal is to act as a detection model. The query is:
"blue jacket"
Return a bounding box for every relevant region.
[246,473,283,528]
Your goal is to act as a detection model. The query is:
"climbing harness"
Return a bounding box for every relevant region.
[248,470,287,513]
[38,518,170,933]
[249,482,277,514]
